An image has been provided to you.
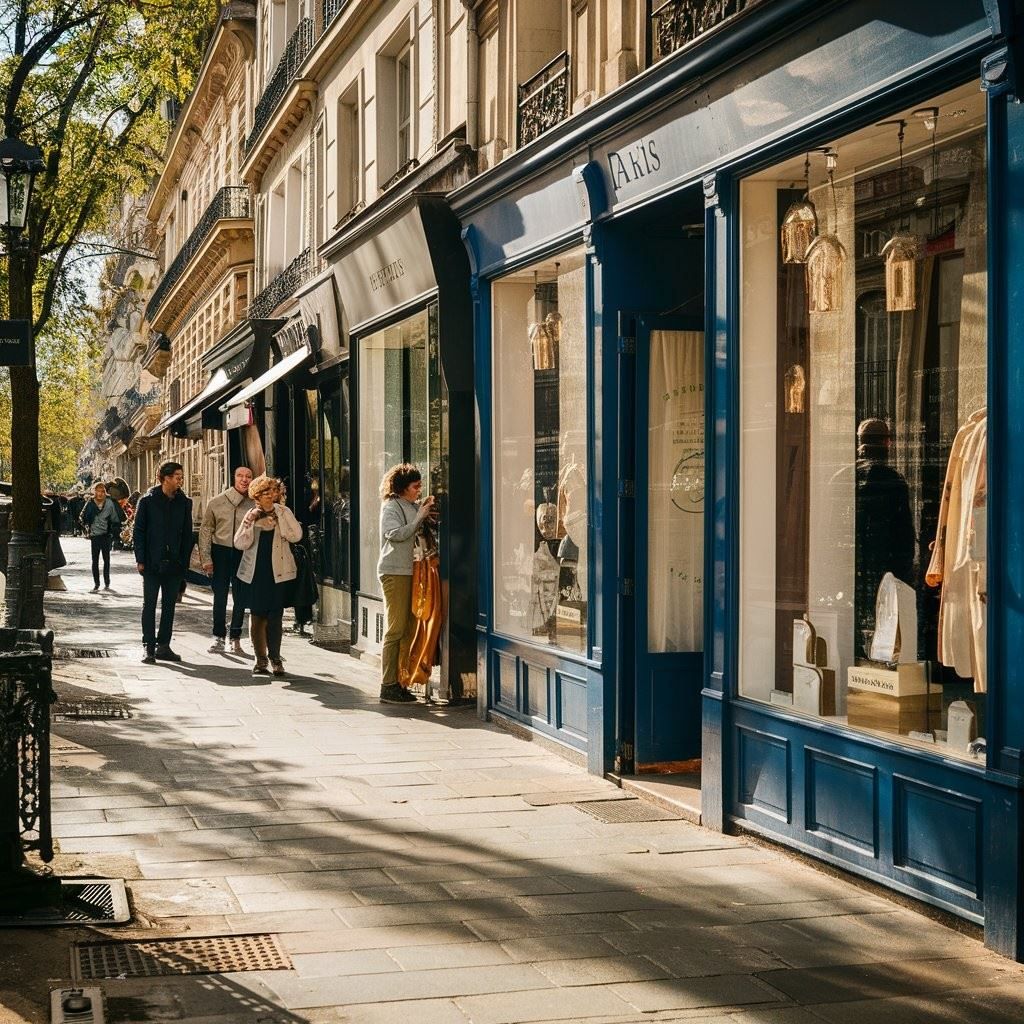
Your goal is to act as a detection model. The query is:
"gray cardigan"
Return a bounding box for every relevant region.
[377,497,424,577]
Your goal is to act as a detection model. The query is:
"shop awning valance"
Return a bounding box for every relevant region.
[148,367,242,438]
[220,346,311,411]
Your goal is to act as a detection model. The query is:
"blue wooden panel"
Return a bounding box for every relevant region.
[806,748,878,856]
[737,727,790,822]
[494,651,518,712]
[557,671,588,739]
[524,662,550,722]
[894,776,983,898]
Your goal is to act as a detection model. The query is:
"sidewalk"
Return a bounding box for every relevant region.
[2,537,1024,1023]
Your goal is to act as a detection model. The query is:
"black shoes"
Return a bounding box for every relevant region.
[155,644,182,663]
[142,645,156,664]
[379,683,417,704]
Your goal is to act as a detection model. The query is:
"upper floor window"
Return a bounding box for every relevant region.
[377,25,417,188]
[396,43,413,170]
[337,79,362,219]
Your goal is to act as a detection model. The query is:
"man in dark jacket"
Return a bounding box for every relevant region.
[133,461,193,664]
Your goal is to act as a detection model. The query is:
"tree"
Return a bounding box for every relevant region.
[0,0,218,622]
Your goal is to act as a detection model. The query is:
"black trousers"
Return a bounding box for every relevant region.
[90,534,112,587]
[142,572,181,648]
[211,543,245,639]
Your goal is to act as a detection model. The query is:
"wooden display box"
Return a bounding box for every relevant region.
[846,688,942,734]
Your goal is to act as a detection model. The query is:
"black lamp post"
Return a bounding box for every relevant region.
[0,136,46,631]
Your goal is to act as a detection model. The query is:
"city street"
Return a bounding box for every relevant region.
[0,537,1019,1022]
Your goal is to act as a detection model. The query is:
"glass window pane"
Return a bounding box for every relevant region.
[739,81,988,762]
[492,248,588,654]
[358,308,430,597]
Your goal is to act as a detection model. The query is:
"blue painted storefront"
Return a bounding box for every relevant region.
[452,0,1024,958]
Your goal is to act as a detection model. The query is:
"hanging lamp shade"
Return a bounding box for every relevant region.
[881,232,918,312]
[780,197,818,264]
[805,233,846,312]
[530,321,555,370]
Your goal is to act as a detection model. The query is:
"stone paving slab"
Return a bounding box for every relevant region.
[1,538,1019,1023]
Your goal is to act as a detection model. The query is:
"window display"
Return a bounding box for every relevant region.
[357,307,431,598]
[739,82,988,761]
[492,249,588,653]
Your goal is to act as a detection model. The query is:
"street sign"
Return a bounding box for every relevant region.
[0,319,32,366]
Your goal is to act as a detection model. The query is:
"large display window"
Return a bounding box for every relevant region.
[491,249,588,654]
[739,82,988,762]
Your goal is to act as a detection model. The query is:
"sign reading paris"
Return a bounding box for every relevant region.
[0,319,32,367]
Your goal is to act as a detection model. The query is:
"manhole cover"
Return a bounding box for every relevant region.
[72,933,292,981]
[0,879,129,928]
[53,699,133,721]
[54,647,114,659]
[573,798,682,823]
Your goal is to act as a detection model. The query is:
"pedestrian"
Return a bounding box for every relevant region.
[199,466,254,654]
[80,481,123,592]
[377,463,436,704]
[233,474,303,677]
[68,491,85,536]
[133,461,193,665]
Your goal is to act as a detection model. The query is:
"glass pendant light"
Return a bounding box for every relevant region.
[805,149,846,313]
[780,154,818,264]
[530,270,555,371]
[880,119,918,312]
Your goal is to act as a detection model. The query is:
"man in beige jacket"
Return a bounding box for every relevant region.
[199,466,254,654]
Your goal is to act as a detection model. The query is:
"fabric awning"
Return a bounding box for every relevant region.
[220,346,311,411]
[148,367,244,438]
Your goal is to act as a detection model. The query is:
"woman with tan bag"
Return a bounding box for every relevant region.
[377,463,436,704]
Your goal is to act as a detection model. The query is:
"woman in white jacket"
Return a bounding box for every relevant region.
[234,475,303,676]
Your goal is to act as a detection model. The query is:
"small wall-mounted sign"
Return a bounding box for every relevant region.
[0,319,32,366]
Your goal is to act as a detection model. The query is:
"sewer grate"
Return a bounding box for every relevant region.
[0,879,129,928]
[53,699,133,721]
[572,798,682,823]
[54,646,114,660]
[71,933,292,981]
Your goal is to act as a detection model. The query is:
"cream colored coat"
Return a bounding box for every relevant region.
[233,503,304,585]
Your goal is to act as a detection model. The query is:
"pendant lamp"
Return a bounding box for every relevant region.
[805,149,845,313]
[879,119,918,312]
[780,154,818,264]
[530,270,555,370]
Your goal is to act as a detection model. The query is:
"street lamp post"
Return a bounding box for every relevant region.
[0,137,46,630]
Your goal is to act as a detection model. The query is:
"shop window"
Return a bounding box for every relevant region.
[357,307,431,598]
[319,375,351,585]
[739,82,988,762]
[491,248,588,654]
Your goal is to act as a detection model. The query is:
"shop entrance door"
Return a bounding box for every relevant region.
[628,315,706,768]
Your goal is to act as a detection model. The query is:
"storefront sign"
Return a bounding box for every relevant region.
[332,205,437,332]
[224,403,254,430]
[0,319,32,366]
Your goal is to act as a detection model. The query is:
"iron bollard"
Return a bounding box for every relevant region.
[0,629,56,911]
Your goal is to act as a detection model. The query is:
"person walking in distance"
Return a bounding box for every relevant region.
[80,481,123,592]
[377,464,436,704]
[199,466,254,654]
[233,475,303,677]
[133,462,194,664]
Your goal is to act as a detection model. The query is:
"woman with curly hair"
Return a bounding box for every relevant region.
[234,474,304,677]
[377,463,435,704]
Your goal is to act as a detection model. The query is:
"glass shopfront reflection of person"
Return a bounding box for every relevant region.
[855,418,915,650]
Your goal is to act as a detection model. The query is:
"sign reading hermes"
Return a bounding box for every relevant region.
[369,258,406,292]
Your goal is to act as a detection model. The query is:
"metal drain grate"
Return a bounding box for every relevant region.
[54,647,114,659]
[72,933,292,981]
[0,879,129,928]
[573,798,682,823]
[53,699,133,721]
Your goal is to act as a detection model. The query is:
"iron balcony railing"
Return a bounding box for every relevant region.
[245,18,316,155]
[649,0,764,64]
[322,0,352,31]
[517,52,570,149]
[145,186,251,323]
[249,247,313,320]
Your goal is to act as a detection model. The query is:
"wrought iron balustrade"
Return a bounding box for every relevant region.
[245,18,316,154]
[145,186,251,323]
[249,248,313,320]
[322,0,352,31]
[649,0,764,64]
[517,52,570,149]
